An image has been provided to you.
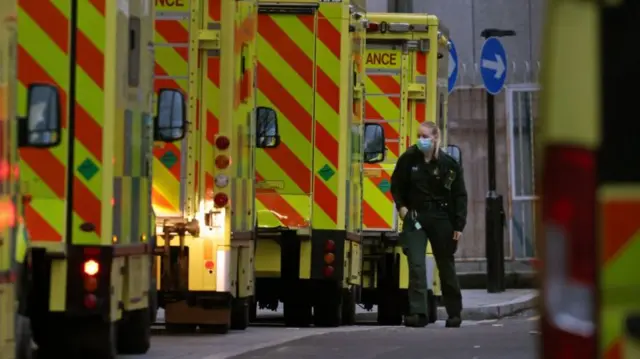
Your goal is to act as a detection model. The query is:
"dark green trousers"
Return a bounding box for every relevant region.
[400,210,463,317]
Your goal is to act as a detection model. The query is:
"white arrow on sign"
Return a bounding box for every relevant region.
[448,52,456,79]
[481,54,505,79]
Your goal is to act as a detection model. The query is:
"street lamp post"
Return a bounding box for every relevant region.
[481,28,515,294]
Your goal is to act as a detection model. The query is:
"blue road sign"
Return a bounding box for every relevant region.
[448,40,459,94]
[480,37,507,95]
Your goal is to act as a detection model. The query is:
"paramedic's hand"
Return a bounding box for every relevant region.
[453,231,462,241]
[399,207,409,219]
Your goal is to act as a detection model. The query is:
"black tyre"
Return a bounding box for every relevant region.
[283,300,312,327]
[341,289,356,326]
[249,297,257,323]
[117,308,151,354]
[313,301,342,327]
[231,297,250,330]
[377,297,402,326]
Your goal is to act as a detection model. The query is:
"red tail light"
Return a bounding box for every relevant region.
[215,155,230,169]
[215,136,230,150]
[541,145,596,359]
[324,253,335,264]
[323,266,334,277]
[84,259,100,276]
[325,240,336,252]
[214,193,229,208]
[84,294,97,309]
[366,22,379,33]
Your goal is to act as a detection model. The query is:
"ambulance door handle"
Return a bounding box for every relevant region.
[626,314,640,339]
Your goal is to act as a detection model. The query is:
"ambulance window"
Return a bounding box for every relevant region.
[363,123,385,163]
[256,107,279,148]
[155,89,185,141]
[21,84,61,148]
[128,16,141,87]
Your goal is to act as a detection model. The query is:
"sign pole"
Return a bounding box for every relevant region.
[479,31,514,293]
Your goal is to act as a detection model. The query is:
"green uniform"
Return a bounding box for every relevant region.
[390,145,467,320]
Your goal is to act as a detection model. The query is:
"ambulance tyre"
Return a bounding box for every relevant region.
[117,307,151,354]
[231,297,250,330]
[249,296,257,323]
[313,301,341,327]
[427,290,438,324]
[341,289,356,326]
[377,297,402,326]
[283,300,312,327]
[82,321,117,359]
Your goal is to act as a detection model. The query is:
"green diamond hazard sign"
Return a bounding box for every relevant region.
[317,164,335,182]
[378,179,391,193]
[77,158,99,181]
[160,150,178,169]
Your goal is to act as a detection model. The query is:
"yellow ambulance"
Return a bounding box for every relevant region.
[152,0,258,333]
[252,0,368,327]
[17,1,158,356]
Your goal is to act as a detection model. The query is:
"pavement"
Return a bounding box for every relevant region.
[119,289,537,359]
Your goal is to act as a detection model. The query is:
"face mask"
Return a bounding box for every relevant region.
[417,138,433,152]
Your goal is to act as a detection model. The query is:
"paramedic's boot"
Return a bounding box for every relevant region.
[404,314,427,328]
[445,316,462,328]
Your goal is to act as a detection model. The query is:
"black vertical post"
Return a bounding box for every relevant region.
[480,29,513,294]
[485,91,505,293]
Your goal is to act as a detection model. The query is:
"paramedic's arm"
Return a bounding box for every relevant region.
[451,164,468,232]
[391,151,410,217]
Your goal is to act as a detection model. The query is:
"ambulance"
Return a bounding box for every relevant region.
[17,0,157,356]
[152,0,258,333]
[252,0,368,327]
[538,0,640,358]
[359,13,453,325]
[0,1,30,358]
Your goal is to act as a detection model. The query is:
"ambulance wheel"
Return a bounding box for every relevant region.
[377,297,402,326]
[83,321,117,359]
[427,290,438,324]
[283,300,312,327]
[341,289,356,326]
[231,297,250,330]
[117,308,151,354]
[313,301,342,327]
[249,297,257,323]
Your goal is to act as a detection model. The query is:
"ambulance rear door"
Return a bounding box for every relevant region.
[362,45,403,232]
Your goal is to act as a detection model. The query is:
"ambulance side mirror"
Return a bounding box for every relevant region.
[444,144,462,166]
[256,106,280,149]
[364,123,385,164]
[154,89,186,142]
[18,84,62,148]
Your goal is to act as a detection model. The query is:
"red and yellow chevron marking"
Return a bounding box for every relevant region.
[361,52,402,230]
[600,188,640,359]
[255,7,343,230]
[153,5,189,217]
[200,0,220,211]
[18,0,107,244]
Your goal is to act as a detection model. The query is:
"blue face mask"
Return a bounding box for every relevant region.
[416,138,433,152]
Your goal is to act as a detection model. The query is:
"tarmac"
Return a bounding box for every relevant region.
[136,289,538,359]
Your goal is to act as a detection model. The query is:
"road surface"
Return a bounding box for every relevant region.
[228,313,539,359]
